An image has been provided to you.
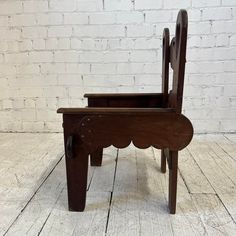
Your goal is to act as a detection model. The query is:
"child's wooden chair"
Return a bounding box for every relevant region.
[58,9,193,214]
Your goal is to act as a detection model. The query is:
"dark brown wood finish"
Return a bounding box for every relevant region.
[169,10,188,113]
[161,27,170,174]
[162,28,170,108]
[168,151,178,214]
[90,149,103,166]
[85,93,164,108]
[58,10,192,214]
[63,115,89,211]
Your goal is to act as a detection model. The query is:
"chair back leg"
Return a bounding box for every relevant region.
[90,148,103,166]
[161,149,167,173]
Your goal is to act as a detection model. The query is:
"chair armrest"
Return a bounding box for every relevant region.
[57,107,173,114]
[84,93,162,98]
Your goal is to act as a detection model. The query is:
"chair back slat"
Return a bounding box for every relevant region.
[162,28,170,107]
[162,10,188,113]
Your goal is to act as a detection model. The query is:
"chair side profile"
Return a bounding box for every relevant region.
[57,9,193,214]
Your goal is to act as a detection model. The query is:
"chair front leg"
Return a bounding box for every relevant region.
[168,150,178,214]
[65,136,89,212]
[90,148,103,166]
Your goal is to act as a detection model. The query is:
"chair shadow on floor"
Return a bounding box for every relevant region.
[48,148,223,217]
[57,147,170,214]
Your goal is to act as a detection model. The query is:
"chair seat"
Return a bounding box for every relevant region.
[83,93,164,108]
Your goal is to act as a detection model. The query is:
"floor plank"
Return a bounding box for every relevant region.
[1,134,236,236]
[107,147,208,236]
[201,135,236,224]
[38,147,117,236]
[192,193,236,235]
[178,148,215,194]
[153,148,208,236]
[0,133,64,235]
[5,160,66,236]
[187,136,236,195]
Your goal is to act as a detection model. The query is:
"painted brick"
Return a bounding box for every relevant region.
[49,0,77,12]
[77,0,103,12]
[230,35,236,45]
[216,35,230,47]
[212,21,236,33]
[70,38,82,49]
[19,40,33,51]
[126,25,154,37]
[91,63,116,74]
[0,16,8,27]
[135,0,162,10]
[134,38,160,49]
[64,13,88,25]
[104,51,130,62]
[23,1,48,13]
[48,26,72,37]
[222,0,236,6]
[22,27,47,39]
[5,53,29,64]
[0,0,236,133]
[202,8,232,21]
[117,63,144,74]
[0,29,21,40]
[58,75,83,85]
[29,51,53,63]
[130,50,157,62]
[90,13,116,24]
[36,13,63,25]
[116,12,144,24]
[163,0,191,9]
[192,0,221,7]
[16,65,40,75]
[145,11,172,23]
[40,63,66,74]
[57,38,70,49]
[54,51,79,62]
[65,63,90,74]
[0,2,22,15]
[45,38,58,50]
[9,14,36,27]
[73,25,125,37]
[32,39,45,50]
[104,0,133,11]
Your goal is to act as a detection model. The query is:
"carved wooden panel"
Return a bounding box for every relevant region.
[73,112,193,152]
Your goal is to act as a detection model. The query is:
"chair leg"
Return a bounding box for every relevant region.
[90,148,103,166]
[161,149,166,173]
[65,147,89,212]
[168,151,178,214]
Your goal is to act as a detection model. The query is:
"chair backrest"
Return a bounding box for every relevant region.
[162,10,188,114]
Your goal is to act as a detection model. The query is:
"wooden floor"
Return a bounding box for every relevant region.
[0,133,236,236]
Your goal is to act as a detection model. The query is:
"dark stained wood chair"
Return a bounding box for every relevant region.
[57,10,193,214]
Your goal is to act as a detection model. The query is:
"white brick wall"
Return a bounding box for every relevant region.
[0,0,236,133]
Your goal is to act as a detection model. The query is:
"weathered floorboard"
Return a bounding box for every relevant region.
[0,133,64,235]
[0,134,236,235]
[38,147,117,236]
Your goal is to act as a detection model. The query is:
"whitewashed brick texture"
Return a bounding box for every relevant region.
[0,0,236,133]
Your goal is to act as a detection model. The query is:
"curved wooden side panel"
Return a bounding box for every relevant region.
[162,28,170,107]
[75,113,193,152]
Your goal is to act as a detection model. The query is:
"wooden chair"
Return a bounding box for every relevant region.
[57,9,193,214]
